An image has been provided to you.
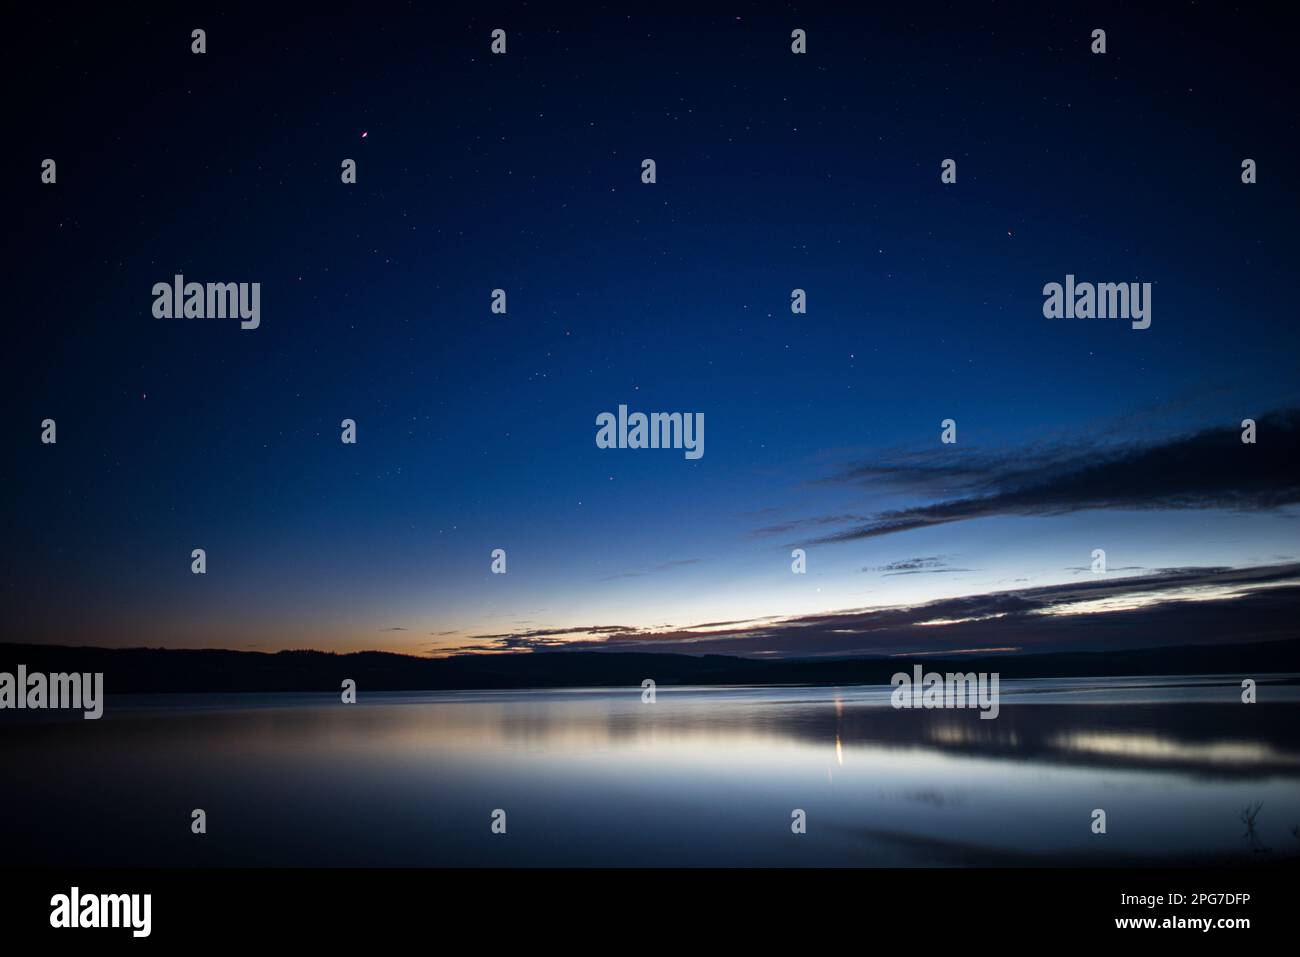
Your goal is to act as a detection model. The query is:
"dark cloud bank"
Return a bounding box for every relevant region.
[789,408,1299,545]
[451,563,1300,658]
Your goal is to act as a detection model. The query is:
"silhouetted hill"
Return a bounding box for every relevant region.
[2,638,1298,693]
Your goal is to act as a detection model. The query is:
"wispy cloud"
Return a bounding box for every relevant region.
[752,514,871,537]
[865,556,972,576]
[797,410,1299,545]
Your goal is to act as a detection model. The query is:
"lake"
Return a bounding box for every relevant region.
[4,675,1299,866]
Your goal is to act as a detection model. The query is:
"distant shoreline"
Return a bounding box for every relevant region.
[3,638,1298,694]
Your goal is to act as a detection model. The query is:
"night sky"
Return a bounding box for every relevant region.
[5,4,1298,657]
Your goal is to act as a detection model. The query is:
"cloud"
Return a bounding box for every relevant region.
[455,563,1300,658]
[803,410,1300,545]
[462,625,642,651]
[865,556,972,576]
[752,514,871,537]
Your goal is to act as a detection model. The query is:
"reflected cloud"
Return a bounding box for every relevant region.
[1050,731,1300,766]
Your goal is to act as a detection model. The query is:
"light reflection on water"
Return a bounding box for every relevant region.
[3,675,1298,866]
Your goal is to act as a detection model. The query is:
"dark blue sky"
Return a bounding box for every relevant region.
[5,4,1298,655]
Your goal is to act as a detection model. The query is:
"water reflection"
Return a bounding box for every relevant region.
[2,676,1298,866]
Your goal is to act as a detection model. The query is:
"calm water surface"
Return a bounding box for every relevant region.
[4,675,1299,866]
